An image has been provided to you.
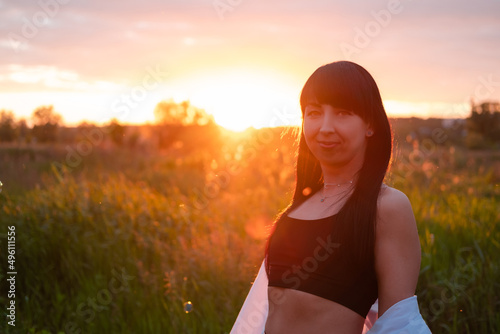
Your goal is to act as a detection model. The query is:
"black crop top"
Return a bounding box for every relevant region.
[267,213,378,318]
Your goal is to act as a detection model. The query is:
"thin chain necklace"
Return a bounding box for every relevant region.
[320,180,353,202]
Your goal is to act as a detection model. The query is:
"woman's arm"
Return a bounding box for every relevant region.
[375,187,422,316]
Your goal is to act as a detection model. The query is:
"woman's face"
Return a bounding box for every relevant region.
[303,103,372,171]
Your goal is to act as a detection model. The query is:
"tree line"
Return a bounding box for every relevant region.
[465,101,500,149]
[0,99,498,149]
[0,100,215,147]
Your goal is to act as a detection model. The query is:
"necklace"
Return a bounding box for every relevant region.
[320,180,353,202]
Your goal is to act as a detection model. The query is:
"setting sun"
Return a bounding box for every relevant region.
[167,67,303,131]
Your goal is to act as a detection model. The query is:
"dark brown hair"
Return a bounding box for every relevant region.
[265,60,392,272]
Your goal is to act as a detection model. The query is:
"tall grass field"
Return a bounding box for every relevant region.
[0,125,499,333]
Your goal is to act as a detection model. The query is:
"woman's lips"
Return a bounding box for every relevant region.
[318,141,339,149]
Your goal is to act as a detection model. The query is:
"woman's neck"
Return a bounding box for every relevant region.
[320,161,362,185]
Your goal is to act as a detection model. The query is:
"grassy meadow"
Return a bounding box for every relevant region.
[0,123,499,333]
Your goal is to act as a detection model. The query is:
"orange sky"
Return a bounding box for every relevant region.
[1,0,499,130]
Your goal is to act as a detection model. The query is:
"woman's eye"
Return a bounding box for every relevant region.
[307,110,320,116]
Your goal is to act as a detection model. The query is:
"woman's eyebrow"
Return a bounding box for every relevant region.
[306,102,321,108]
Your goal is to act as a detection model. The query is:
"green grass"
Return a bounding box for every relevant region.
[0,129,499,333]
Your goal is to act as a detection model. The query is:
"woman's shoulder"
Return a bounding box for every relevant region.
[379,184,411,205]
[377,185,416,229]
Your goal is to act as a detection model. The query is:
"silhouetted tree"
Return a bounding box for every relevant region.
[154,99,214,126]
[466,101,500,148]
[107,118,125,146]
[126,130,140,149]
[0,110,16,142]
[31,105,63,143]
[154,100,214,149]
[16,118,29,143]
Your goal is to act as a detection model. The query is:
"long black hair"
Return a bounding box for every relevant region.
[265,61,392,273]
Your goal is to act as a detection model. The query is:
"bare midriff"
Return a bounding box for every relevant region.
[265,287,365,334]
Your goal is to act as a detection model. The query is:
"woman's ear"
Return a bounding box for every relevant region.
[366,125,374,137]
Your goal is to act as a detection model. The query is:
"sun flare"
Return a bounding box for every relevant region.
[173,68,302,131]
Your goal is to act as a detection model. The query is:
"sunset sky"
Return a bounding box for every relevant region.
[1,0,499,131]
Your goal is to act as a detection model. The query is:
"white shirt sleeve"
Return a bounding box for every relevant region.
[367,295,432,333]
[230,261,268,334]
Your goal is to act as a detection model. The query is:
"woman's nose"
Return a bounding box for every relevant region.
[319,113,336,134]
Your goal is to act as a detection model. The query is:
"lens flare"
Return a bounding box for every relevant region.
[183,301,193,313]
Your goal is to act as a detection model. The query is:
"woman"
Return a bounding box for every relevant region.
[231,61,430,334]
